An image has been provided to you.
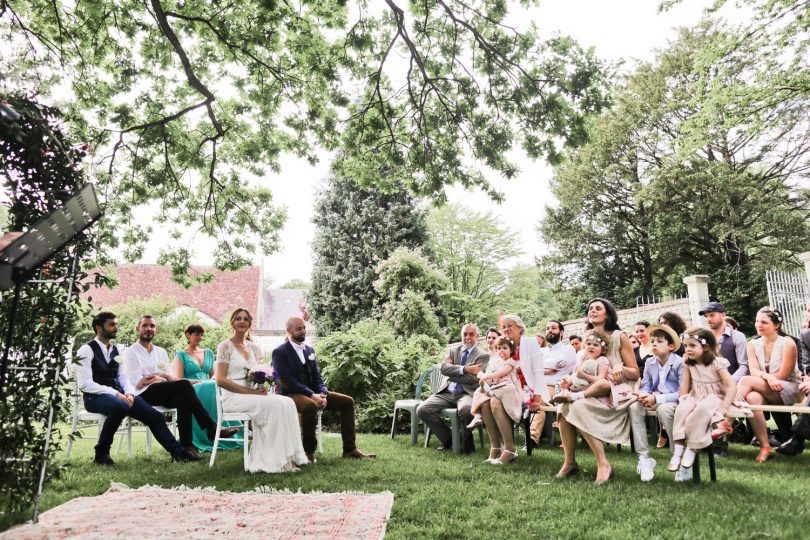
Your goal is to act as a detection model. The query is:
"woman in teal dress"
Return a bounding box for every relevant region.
[171,324,243,452]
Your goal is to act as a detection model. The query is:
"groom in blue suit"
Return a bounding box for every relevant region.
[272,316,375,463]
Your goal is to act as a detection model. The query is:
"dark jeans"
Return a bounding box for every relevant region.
[83,393,183,457]
[290,392,356,454]
[140,380,216,447]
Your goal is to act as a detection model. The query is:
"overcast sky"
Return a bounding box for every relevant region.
[120,1,745,285]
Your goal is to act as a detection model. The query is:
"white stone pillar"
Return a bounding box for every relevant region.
[799,252,810,284]
[683,275,711,328]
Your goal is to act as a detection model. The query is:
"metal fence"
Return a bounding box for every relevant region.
[766,270,810,339]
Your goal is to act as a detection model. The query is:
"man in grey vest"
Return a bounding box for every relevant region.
[701,302,749,381]
[701,302,749,457]
[416,323,489,453]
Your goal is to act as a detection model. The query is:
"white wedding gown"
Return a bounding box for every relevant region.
[217,341,308,473]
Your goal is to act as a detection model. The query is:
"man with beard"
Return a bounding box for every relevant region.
[416,323,489,453]
[273,316,376,462]
[701,302,749,382]
[529,320,577,446]
[122,315,237,457]
[76,312,200,465]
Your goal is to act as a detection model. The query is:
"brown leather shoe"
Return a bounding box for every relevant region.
[342,448,376,459]
[307,453,317,464]
[219,427,240,439]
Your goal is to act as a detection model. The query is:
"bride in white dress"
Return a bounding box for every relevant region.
[215,308,308,472]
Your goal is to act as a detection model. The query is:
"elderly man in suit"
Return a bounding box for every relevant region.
[416,323,489,453]
[272,316,375,463]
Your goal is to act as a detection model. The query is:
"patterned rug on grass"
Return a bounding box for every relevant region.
[3,483,394,539]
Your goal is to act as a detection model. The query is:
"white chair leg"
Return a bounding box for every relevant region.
[146,429,152,456]
[127,418,133,458]
[317,410,324,454]
[209,428,220,468]
[243,421,250,471]
[114,421,124,454]
[66,412,80,459]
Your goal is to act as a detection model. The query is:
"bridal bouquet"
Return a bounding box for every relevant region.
[245,366,279,391]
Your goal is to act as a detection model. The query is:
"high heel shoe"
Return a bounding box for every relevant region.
[466,417,484,430]
[492,449,517,465]
[755,447,774,463]
[555,462,580,478]
[594,466,614,485]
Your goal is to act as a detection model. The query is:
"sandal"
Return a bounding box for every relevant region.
[485,447,502,463]
[656,436,669,449]
[755,447,774,463]
[466,417,484,430]
[711,420,733,440]
[493,449,518,465]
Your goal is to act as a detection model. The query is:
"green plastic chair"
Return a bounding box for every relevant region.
[422,366,486,454]
[390,364,438,445]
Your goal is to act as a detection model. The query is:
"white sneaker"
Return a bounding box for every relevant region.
[637,456,656,482]
[675,465,693,482]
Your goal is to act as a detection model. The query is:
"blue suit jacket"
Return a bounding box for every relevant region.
[271,341,327,397]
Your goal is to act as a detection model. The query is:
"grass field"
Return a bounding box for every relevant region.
[3,427,809,538]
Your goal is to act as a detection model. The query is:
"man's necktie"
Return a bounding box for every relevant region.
[454,350,470,394]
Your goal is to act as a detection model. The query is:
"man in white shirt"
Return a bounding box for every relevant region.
[530,320,577,445]
[123,315,237,455]
[76,312,198,465]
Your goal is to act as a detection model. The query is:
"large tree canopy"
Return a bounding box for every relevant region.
[0,0,610,275]
[541,17,810,324]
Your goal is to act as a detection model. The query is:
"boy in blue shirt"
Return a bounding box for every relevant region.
[630,324,684,481]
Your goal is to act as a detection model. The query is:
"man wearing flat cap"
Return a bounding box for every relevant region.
[700,302,748,382]
[701,301,750,457]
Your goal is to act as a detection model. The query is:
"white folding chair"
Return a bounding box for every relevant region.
[209,385,251,470]
[65,376,132,458]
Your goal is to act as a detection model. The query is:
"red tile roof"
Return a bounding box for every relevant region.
[83,264,260,325]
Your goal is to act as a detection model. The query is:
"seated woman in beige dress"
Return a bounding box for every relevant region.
[555,298,640,484]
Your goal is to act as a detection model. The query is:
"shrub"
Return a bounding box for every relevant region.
[317,318,442,433]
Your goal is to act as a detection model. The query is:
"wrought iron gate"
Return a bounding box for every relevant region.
[766,270,810,338]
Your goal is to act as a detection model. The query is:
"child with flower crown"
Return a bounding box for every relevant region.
[552,331,611,403]
[466,336,523,461]
[669,328,737,481]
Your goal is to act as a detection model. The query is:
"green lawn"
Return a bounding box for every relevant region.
[5,428,810,539]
